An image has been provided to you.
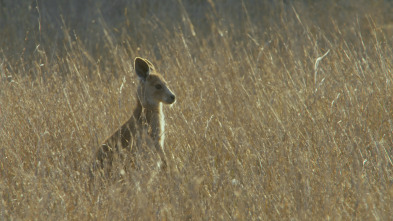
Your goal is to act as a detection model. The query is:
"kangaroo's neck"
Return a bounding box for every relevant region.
[132,99,143,122]
[134,98,165,146]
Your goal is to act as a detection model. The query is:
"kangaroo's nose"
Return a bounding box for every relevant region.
[170,94,176,101]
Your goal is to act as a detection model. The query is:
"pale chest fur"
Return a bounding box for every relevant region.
[144,103,165,149]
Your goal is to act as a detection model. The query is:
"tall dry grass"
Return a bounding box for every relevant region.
[1,0,393,220]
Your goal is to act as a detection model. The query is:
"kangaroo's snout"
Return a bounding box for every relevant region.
[164,93,176,104]
[169,94,176,104]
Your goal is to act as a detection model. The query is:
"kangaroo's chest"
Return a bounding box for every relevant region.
[140,110,163,140]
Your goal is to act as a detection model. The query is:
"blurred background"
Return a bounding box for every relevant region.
[1,0,393,63]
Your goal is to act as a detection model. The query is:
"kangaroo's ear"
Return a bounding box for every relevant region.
[135,57,152,81]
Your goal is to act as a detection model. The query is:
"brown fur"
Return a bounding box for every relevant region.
[94,57,175,174]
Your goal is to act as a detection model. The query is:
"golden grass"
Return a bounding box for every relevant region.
[1,0,393,220]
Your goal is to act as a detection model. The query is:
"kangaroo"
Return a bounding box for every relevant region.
[95,57,176,174]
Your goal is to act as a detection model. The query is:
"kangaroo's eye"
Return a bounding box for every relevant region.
[155,84,162,90]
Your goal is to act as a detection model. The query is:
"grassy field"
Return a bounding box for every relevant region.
[1,0,393,220]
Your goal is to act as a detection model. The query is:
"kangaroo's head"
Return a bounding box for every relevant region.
[135,57,176,109]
